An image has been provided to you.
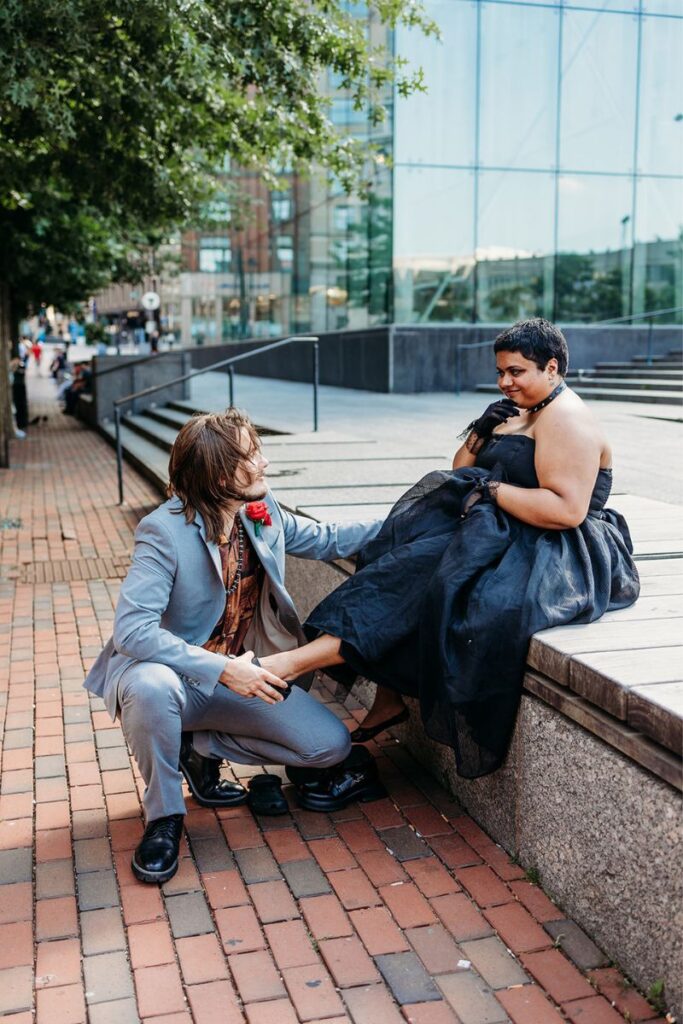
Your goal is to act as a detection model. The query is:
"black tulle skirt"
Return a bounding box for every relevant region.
[305,468,640,778]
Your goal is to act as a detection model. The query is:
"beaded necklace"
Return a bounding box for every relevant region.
[528,380,566,415]
[224,521,245,596]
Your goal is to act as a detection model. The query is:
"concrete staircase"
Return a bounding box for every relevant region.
[477,347,683,404]
[100,401,286,495]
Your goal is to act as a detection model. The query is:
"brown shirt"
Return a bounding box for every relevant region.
[203,521,264,657]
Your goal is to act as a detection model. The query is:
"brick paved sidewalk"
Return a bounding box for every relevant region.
[0,378,670,1024]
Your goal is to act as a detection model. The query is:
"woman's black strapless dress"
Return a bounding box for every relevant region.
[305,435,640,778]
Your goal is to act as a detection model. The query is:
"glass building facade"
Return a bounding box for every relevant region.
[182,0,683,341]
[390,0,683,327]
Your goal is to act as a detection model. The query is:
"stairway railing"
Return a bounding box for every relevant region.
[112,335,319,504]
[593,306,683,366]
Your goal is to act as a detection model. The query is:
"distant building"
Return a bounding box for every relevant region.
[104,0,683,345]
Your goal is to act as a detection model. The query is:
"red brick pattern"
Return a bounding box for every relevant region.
[0,378,668,1024]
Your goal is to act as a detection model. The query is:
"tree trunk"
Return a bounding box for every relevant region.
[0,280,14,469]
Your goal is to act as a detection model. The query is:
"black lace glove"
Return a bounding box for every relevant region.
[462,398,519,454]
[461,478,502,516]
[470,398,519,438]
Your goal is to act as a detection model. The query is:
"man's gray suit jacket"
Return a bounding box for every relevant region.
[84,492,382,719]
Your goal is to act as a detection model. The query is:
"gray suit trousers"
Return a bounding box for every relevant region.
[118,662,352,821]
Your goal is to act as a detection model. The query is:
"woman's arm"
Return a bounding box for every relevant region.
[491,414,600,529]
[260,634,344,681]
[452,435,478,469]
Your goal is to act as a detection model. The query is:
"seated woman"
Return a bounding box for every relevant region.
[262,319,640,779]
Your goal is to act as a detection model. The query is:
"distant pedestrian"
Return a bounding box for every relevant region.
[10,350,29,437]
[50,347,67,383]
[31,338,43,368]
[63,362,93,415]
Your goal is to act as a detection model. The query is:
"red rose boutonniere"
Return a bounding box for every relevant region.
[244,501,272,537]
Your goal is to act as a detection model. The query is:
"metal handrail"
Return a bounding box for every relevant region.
[113,334,319,504]
[95,349,181,377]
[593,305,683,326]
[593,305,683,367]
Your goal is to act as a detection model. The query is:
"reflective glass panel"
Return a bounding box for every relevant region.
[394,0,477,167]
[556,174,634,320]
[488,0,560,6]
[190,297,217,344]
[479,2,559,170]
[477,171,555,321]
[632,177,683,319]
[560,10,638,173]
[641,0,683,13]
[565,0,638,11]
[393,167,475,322]
[638,15,683,175]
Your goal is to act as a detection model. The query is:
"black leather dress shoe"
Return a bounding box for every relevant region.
[287,746,387,812]
[179,734,248,808]
[131,814,184,884]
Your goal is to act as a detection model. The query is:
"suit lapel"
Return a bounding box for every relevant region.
[193,510,224,584]
[239,506,279,579]
[188,502,280,586]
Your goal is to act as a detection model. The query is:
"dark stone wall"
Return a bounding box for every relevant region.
[188,324,681,395]
[93,351,191,423]
[190,329,392,392]
[391,323,681,392]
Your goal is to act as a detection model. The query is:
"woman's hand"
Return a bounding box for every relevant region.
[453,398,520,468]
[469,398,519,440]
[218,651,288,704]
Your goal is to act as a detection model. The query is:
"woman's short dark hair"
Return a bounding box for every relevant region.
[493,318,569,376]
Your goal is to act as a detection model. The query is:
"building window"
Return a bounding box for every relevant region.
[198,236,231,273]
[276,235,294,271]
[272,194,293,222]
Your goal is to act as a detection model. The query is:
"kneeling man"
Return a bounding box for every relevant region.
[85,410,382,883]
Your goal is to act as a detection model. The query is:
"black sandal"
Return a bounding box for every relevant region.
[349,706,409,743]
[247,774,288,816]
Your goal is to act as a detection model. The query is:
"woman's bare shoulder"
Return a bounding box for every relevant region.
[539,388,598,429]
[537,389,611,465]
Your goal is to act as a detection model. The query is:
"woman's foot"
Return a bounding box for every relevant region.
[350,689,408,742]
[259,650,300,681]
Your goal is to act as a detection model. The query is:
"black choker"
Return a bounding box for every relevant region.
[528,381,566,415]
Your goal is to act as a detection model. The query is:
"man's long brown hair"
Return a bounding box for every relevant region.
[167,409,260,544]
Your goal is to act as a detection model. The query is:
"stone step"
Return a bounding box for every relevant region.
[589,365,683,378]
[476,383,682,404]
[144,405,195,430]
[632,353,682,364]
[166,399,286,436]
[100,420,169,493]
[565,376,682,392]
[124,412,178,452]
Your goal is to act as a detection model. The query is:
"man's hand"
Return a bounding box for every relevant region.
[219,651,289,704]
